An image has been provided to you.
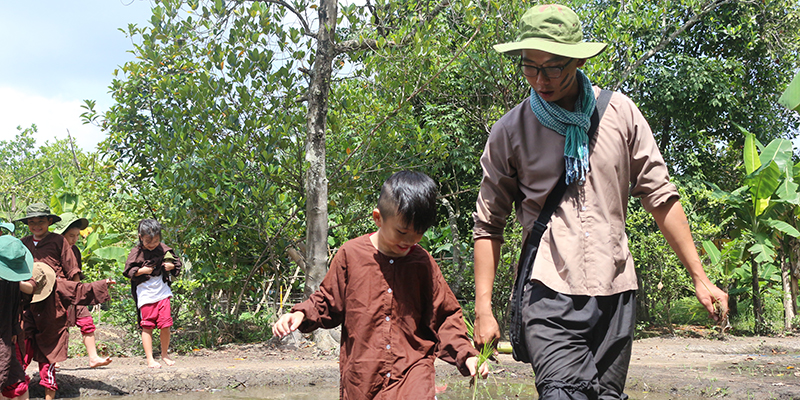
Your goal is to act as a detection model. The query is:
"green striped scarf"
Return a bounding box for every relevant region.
[529,69,596,185]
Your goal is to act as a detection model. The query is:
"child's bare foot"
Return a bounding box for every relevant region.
[147,360,162,368]
[54,362,61,369]
[89,356,112,368]
[162,356,175,366]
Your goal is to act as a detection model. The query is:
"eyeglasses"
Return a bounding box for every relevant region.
[518,58,574,79]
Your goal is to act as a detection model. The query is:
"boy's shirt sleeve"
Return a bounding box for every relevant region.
[58,234,81,280]
[428,255,478,376]
[290,247,347,332]
[56,279,111,306]
[123,246,142,279]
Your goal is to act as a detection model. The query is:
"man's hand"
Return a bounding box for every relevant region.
[465,356,490,378]
[272,311,305,338]
[695,279,729,322]
[473,311,501,351]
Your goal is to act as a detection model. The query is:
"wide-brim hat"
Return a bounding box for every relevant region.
[31,262,57,303]
[52,212,89,236]
[0,221,14,234]
[779,70,800,112]
[494,4,607,59]
[14,203,61,225]
[0,235,33,282]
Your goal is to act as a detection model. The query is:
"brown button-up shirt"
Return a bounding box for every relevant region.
[474,88,679,296]
[22,233,81,281]
[24,279,110,364]
[292,234,477,400]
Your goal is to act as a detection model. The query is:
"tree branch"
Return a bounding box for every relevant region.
[330,13,483,181]
[252,0,317,39]
[612,0,740,91]
[334,0,450,55]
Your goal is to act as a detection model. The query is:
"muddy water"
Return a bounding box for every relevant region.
[63,380,672,400]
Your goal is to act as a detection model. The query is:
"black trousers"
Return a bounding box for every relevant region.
[521,281,636,400]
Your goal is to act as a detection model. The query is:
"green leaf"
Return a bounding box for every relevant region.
[749,242,776,263]
[742,128,760,175]
[763,218,800,238]
[701,240,722,265]
[759,139,793,173]
[93,246,129,262]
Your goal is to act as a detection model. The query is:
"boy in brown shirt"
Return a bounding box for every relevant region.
[273,171,487,399]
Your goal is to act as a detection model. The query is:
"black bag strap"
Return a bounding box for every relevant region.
[525,89,613,244]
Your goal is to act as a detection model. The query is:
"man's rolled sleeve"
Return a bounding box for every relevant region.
[473,123,519,243]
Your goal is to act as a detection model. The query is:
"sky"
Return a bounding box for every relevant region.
[0,1,155,152]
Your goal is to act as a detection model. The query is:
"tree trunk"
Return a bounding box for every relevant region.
[440,198,463,298]
[781,254,795,331]
[750,256,766,334]
[304,0,338,299]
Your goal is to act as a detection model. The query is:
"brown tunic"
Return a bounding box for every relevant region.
[1,280,25,391]
[23,280,110,364]
[21,233,81,281]
[291,234,477,400]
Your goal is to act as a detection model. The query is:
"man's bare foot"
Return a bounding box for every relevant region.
[162,356,175,366]
[147,360,162,368]
[89,357,112,368]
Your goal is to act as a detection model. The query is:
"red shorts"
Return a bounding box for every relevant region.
[139,297,173,330]
[1,376,29,398]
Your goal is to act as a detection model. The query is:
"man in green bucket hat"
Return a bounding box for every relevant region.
[472,5,728,399]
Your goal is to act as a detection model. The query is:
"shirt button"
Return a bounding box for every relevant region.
[386,372,391,378]
[585,232,590,237]
[389,259,394,264]
[581,206,587,211]
[385,316,390,321]
[387,288,393,294]
[386,344,391,349]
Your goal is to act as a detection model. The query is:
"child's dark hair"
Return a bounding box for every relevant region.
[137,219,162,243]
[376,171,438,233]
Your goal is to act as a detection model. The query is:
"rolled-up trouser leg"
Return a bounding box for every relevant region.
[522,281,635,400]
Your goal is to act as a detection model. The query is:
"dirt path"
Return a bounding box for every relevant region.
[25,329,800,399]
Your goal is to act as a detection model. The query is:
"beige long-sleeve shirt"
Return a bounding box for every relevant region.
[473,87,678,296]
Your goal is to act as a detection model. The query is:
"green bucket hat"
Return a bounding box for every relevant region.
[0,235,34,282]
[14,203,62,225]
[51,212,89,235]
[0,220,14,234]
[779,71,800,112]
[494,4,607,58]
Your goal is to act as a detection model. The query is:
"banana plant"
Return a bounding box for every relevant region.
[710,126,800,333]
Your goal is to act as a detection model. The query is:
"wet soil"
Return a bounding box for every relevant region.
[26,326,800,399]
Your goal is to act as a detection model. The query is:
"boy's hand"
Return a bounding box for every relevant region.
[466,356,489,378]
[164,262,175,272]
[137,266,154,276]
[272,311,305,339]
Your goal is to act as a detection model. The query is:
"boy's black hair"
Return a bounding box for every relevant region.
[137,219,162,241]
[376,171,438,234]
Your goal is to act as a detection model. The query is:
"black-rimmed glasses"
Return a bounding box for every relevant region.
[518,58,574,79]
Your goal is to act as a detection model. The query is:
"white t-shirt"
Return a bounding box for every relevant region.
[136,275,173,308]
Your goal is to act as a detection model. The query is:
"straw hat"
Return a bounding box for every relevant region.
[31,262,57,303]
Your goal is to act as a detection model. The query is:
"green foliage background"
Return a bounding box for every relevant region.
[3,0,800,348]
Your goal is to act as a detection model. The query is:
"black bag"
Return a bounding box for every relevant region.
[508,90,612,363]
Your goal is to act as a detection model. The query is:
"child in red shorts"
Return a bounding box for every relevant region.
[51,213,113,369]
[123,219,182,368]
